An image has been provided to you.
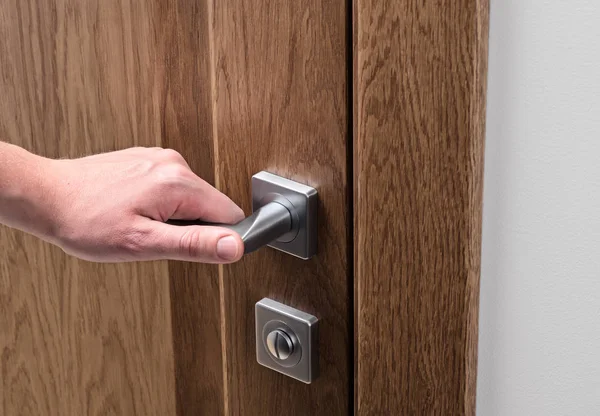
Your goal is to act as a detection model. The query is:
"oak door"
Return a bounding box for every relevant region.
[0,1,350,415]
[0,0,487,415]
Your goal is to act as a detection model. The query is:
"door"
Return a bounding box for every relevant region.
[0,1,488,415]
[0,1,350,414]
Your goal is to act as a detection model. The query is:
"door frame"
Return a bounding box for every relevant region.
[353,1,489,414]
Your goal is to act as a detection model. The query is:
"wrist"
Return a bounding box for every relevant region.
[0,143,62,241]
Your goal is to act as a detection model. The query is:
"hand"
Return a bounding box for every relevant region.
[43,147,245,263]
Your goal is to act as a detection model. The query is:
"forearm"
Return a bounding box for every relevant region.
[0,141,59,240]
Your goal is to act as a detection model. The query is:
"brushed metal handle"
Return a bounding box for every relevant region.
[168,171,317,259]
[221,201,292,253]
[178,202,292,254]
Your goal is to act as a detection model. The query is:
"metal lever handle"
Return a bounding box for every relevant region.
[167,201,293,254]
[216,201,292,254]
[168,171,317,259]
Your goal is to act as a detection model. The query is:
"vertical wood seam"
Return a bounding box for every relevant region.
[218,271,229,416]
[206,0,230,414]
[347,0,356,414]
[352,1,362,413]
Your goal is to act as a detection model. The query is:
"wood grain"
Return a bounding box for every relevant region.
[354,0,489,414]
[160,1,226,414]
[213,1,351,414]
[0,1,176,415]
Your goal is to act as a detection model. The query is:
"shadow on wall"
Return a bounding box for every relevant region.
[477,1,513,411]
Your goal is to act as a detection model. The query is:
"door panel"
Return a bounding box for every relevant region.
[0,0,488,414]
[354,0,489,414]
[1,0,351,414]
[0,1,176,415]
[213,1,351,414]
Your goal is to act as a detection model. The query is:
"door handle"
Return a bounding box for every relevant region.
[218,201,293,254]
[168,171,318,259]
[180,201,293,254]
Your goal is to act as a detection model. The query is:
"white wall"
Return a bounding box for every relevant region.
[477,1,600,414]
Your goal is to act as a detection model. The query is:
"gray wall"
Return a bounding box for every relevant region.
[478,1,600,414]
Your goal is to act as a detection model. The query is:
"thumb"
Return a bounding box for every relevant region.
[145,221,244,263]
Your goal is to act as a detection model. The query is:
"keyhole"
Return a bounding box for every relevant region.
[266,329,294,360]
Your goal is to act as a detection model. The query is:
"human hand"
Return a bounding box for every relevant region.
[42,147,245,263]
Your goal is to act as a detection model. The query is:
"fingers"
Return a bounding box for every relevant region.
[155,151,245,224]
[122,149,245,224]
[168,179,246,224]
[143,148,244,224]
[141,220,244,263]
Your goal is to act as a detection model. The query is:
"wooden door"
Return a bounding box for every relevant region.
[0,0,349,415]
[1,1,488,415]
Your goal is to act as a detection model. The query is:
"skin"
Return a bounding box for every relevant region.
[0,141,245,263]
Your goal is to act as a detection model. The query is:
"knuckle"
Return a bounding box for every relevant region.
[154,164,189,188]
[138,146,162,154]
[134,159,157,174]
[160,148,185,163]
[178,229,212,259]
[115,226,152,255]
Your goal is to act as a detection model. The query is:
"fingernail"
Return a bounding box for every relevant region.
[217,236,239,261]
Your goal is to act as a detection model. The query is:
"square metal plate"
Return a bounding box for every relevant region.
[251,172,318,259]
[255,298,319,384]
